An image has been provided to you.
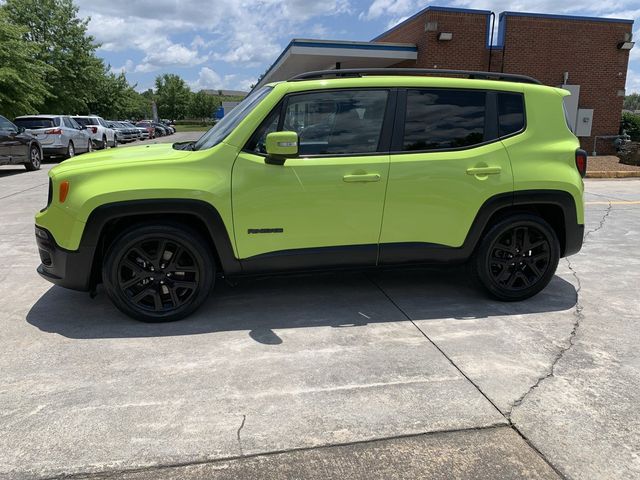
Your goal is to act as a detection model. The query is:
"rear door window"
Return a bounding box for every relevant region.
[402,89,487,151]
[497,93,525,137]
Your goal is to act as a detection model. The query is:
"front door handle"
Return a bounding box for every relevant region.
[343,173,381,183]
[466,166,502,176]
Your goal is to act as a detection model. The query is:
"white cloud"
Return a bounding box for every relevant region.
[109,59,135,75]
[188,67,255,92]
[360,0,419,21]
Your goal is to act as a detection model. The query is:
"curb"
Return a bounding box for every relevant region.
[586,171,640,178]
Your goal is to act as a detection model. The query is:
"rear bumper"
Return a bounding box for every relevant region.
[564,223,584,257]
[35,226,94,291]
[42,146,67,156]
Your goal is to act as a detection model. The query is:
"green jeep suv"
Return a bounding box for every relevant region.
[35,69,586,322]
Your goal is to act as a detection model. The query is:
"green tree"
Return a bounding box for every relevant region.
[188,90,219,120]
[3,0,105,114]
[0,9,52,117]
[621,111,640,141]
[155,73,191,120]
[624,93,640,112]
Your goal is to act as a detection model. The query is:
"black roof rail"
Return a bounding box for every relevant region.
[289,68,542,85]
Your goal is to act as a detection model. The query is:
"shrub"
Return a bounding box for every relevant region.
[621,111,640,141]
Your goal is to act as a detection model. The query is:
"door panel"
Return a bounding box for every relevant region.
[379,142,513,253]
[232,152,389,260]
[379,87,514,263]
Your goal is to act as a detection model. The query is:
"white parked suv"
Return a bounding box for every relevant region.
[72,115,117,150]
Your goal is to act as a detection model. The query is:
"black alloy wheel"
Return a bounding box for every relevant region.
[473,215,560,301]
[103,224,215,322]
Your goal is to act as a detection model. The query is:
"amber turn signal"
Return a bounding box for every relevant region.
[59,181,70,203]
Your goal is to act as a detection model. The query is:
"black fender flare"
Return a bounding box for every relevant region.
[81,199,241,275]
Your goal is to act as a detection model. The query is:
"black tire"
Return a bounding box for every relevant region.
[102,224,215,322]
[87,139,93,153]
[66,141,75,159]
[101,135,108,149]
[112,136,118,148]
[24,144,42,171]
[472,214,560,301]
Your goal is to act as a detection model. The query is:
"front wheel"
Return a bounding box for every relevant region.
[472,214,560,301]
[102,224,215,322]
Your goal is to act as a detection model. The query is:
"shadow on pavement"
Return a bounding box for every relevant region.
[27,267,577,344]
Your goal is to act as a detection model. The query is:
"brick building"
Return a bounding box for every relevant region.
[255,6,634,154]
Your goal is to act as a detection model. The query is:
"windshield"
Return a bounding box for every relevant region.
[193,86,273,151]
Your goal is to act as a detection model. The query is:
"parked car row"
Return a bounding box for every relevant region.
[0,113,176,172]
[135,120,175,139]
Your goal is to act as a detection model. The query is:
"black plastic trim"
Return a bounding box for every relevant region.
[81,199,242,275]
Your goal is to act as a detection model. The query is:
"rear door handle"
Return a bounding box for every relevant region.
[343,173,381,183]
[466,166,502,176]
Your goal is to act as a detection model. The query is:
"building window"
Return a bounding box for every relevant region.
[403,89,486,151]
[498,93,525,137]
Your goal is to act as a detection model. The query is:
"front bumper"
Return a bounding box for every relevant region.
[35,226,94,291]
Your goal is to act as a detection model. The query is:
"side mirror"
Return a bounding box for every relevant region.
[265,131,298,165]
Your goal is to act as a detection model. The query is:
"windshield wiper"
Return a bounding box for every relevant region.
[172,141,195,151]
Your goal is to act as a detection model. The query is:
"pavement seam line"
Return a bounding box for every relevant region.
[0,182,48,200]
[366,274,569,480]
[34,424,508,480]
[507,199,612,418]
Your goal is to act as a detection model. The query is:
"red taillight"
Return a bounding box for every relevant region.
[575,149,587,178]
[90,126,98,134]
[44,128,62,135]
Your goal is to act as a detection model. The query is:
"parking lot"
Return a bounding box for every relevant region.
[1,153,639,478]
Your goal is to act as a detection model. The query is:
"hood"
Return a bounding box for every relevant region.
[51,143,191,176]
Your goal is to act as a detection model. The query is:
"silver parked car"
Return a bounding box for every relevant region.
[14,115,93,159]
[108,121,138,143]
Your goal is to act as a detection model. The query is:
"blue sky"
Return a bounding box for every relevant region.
[75,0,640,93]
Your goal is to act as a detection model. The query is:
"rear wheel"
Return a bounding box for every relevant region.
[87,139,93,153]
[103,224,215,322]
[66,141,75,159]
[24,144,41,171]
[472,214,560,301]
[101,135,108,149]
[112,136,118,148]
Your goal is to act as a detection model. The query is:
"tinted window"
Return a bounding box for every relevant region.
[14,117,56,129]
[63,117,74,128]
[73,117,92,127]
[246,107,280,154]
[69,118,82,129]
[281,90,388,155]
[403,89,486,151]
[0,116,17,130]
[498,93,525,137]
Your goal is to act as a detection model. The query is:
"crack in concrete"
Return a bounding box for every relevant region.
[236,414,246,457]
[507,200,612,419]
[584,200,612,240]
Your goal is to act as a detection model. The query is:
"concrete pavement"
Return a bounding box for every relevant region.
[0,159,638,479]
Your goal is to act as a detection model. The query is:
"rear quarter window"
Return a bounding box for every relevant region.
[497,93,525,137]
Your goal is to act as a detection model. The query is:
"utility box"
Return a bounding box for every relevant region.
[575,108,594,137]
[558,84,580,133]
